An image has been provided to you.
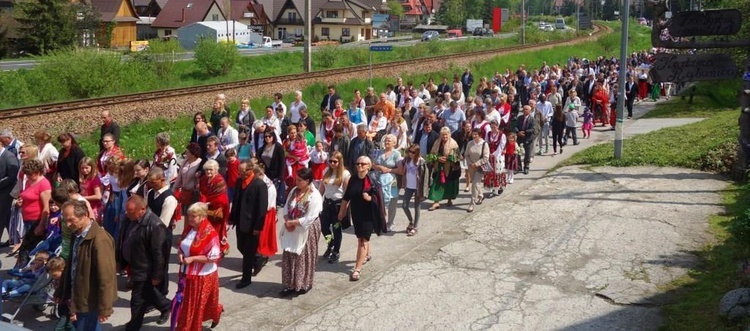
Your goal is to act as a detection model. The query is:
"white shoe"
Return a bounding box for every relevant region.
[509,177,514,184]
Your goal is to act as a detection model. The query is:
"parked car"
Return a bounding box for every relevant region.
[447,29,463,38]
[538,23,554,31]
[472,27,494,37]
[555,17,566,29]
[421,30,439,42]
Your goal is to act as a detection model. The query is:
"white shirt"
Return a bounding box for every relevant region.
[180,229,220,276]
[280,187,323,255]
[271,101,287,116]
[322,170,350,200]
[386,91,397,103]
[218,126,239,150]
[262,176,277,212]
[289,100,307,124]
[405,160,419,190]
[151,185,178,227]
[536,101,554,122]
[39,143,59,173]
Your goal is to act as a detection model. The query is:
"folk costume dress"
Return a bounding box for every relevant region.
[483,131,507,189]
[199,174,230,254]
[427,138,460,202]
[280,187,323,291]
[175,220,223,330]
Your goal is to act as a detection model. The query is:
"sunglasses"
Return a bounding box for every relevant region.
[356,163,369,167]
[408,150,417,154]
[329,160,339,164]
[264,136,273,139]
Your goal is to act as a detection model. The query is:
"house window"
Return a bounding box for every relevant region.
[322,27,329,36]
[212,14,219,21]
[277,27,287,39]
[326,11,338,18]
[342,28,350,36]
[164,29,172,36]
[288,12,297,21]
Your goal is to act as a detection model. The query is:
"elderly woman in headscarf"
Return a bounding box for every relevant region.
[199,159,230,255]
[427,127,460,211]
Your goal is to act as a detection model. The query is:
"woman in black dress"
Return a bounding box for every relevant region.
[338,156,381,282]
[56,133,85,185]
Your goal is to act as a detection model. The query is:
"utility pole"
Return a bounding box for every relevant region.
[614,0,629,159]
[303,0,312,72]
[521,0,525,45]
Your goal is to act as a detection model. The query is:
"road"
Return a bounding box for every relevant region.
[0,99,726,330]
[0,34,515,71]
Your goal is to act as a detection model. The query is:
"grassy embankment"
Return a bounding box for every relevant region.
[560,80,749,330]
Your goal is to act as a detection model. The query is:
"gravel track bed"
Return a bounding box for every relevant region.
[5,32,601,143]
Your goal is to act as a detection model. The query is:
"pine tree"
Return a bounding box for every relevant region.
[436,0,466,28]
[14,0,78,55]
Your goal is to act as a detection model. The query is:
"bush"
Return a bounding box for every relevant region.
[194,39,239,76]
[696,140,739,175]
[36,50,123,99]
[314,45,338,68]
[729,208,750,245]
[0,70,35,107]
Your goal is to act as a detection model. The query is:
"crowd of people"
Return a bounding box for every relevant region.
[0,49,673,330]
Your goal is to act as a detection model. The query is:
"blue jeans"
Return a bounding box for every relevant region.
[2,279,32,297]
[74,311,101,331]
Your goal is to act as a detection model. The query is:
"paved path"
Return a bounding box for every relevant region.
[3,99,724,330]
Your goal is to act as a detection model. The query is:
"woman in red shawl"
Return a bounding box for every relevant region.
[175,202,224,330]
[199,159,230,255]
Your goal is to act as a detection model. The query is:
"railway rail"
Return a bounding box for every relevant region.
[0,24,609,121]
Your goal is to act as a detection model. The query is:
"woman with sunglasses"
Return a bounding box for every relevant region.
[318,152,350,264]
[392,144,426,236]
[338,156,385,281]
[258,130,286,207]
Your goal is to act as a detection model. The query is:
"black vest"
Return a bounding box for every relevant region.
[147,188,174,219]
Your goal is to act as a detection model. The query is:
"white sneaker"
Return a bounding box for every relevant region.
[509,177,514,184]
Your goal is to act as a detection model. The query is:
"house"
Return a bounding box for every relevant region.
[400,0,436,28]
[85,0,139,47]
[132,0,167,17]
[271,0,329,41]
[151,0,226,38]
[311,0,377,42]
[177,20,254,49]
[230,0,272,36]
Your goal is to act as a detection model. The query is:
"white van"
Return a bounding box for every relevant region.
[555,17,566,29]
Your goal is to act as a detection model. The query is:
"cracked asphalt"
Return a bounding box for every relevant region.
[4,100,728,330]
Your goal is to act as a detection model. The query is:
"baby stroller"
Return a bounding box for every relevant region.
[2,235,62,326]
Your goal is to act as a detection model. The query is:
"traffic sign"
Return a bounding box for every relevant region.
[369,45,393,52]
[669,9,742,37]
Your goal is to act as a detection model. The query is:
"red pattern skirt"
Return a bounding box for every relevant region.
[257,208,278,257]
[483,155,501,188]
[311,162,326,180]
[177,271,223,330]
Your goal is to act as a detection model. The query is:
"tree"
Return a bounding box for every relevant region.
[14,0,78,55]
[387,0,405,18]
[466,0,485,20]
[436,0,466,28]
[194,39,239,77]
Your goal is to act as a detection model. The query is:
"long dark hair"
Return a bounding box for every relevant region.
[553,105,564,122]
[57,133,78,149]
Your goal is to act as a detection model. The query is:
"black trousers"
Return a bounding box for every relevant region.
[626,98,635,117]
[0,195,12,239]
[126,280,171,331]
[237,229,259,282]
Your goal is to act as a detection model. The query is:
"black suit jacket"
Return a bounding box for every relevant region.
[258,142,285,181]
[436,83,451,95]
[299,116,316,136]
[461,73,474,90]
[230,177,268,233]
[347,137,375,171]
[0,149,19,195]
[514,114,537,144]
[320,93,341,111]
[626,82,638,101]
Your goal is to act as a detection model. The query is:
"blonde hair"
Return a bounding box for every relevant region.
[20,144,39,160]
[79,157,98,181]
[323,151,345,187]
[187,202,208,217]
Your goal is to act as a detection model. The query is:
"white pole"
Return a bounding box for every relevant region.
[614,0,629,159]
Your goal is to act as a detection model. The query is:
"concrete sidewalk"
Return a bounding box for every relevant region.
[3,99,719,330]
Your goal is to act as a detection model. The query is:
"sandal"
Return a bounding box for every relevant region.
[363,255,372,265]
[476,197,484,205]
[350,269,361,282]
[446,200,454,207]
[407,228,417,236]
[428,203,440,211]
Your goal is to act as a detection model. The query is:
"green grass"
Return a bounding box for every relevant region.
[558,110,737,169]
[643,81,741,118]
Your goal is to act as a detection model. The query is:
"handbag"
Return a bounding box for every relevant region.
[479,142,494,173]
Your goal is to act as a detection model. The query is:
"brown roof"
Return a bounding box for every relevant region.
[152,0,225,28]
[273,0,328,24]
[86,0,139,22]
[229,0,269,22]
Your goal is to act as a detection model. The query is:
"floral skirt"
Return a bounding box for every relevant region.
[483,156,502,188]
[257,208,278,257]
[281,219,321,291]
[176,271,223,330]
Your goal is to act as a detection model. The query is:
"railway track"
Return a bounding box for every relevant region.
[0,24,609,121]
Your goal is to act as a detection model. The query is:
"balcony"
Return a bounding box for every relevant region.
[276,18,303,25]
[321,17,346,23]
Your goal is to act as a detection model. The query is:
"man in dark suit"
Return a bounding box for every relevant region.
[515,105,537,175]
[320,85,341,112]
[461,68,474,98]
[346,124,375,173]
[436,76,451,95]
[582,73,597,108]
[625,75,638,118]
[229,161,268,289]
[298,108,316,137]
[0,142,19,244]
[99,110,121,151]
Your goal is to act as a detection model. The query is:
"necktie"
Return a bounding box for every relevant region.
[523,116,528,130]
